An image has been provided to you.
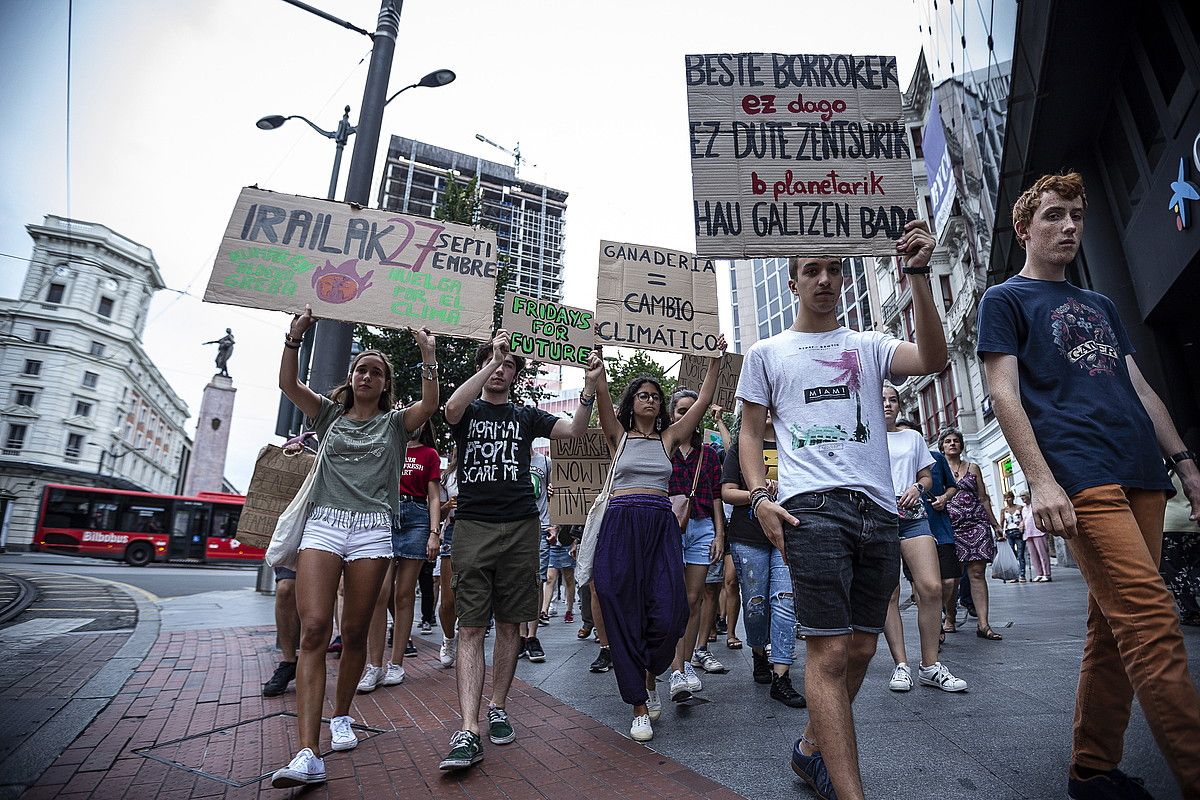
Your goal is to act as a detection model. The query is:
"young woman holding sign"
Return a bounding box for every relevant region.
[589,337,726,742]
[270,306,440,789]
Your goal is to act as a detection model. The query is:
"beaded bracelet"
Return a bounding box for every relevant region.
[419,362,439,381]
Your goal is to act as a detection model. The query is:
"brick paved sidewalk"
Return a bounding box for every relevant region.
[24,626,745,800]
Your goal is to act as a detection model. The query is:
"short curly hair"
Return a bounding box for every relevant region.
[1012,172,1087,249]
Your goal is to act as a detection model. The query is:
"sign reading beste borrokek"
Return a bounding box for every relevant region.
[685,53,919,257]
[204,187,498,340]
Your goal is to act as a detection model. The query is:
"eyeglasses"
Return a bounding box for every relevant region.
[635,392,662,404]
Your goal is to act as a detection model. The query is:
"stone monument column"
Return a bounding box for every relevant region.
[183,375,236,495]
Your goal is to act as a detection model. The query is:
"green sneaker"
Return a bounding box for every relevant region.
[487,705,516,745]
[438,730,483,771]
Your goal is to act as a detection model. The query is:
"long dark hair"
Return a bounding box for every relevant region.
[616,375,671,434]
[669,388,701,448]
[411,419,437,448]
[329,349,394,413]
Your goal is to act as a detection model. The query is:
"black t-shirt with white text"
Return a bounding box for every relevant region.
[451,399,559,522]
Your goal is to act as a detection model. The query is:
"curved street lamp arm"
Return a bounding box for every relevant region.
[286,115,339,140]
[384,83,420,107]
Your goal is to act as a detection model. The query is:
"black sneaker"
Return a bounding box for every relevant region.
[791,740,837,800]
[404,639,417,658]
[1067,768,1154,800]
[518,637,529,659]
[262,661,296,697]
[589,647,612,673]
[525,636,546,663]
[439,730,483,771]
[752,650,772,685]
[770,671,807,708]
[715,616,727,636]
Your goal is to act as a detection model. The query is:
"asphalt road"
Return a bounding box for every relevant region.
[0,552,258,599]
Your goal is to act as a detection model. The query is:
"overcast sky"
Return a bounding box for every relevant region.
[0,0,922,491]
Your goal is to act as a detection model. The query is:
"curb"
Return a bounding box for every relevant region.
[0,572,161,800]
[0,572,38,625]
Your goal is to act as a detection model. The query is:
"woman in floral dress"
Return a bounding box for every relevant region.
[939,428,1005,641]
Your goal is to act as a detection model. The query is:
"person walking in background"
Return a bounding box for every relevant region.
[262,567,300,697]
[520,450,554,663]
[1001,491,1027,583]
[270,308,439,789]
[436,445,459,668]
[1021,491,1052,582]
[939,428,1005,641]
[1162,468,1200,626]
[979,171,1200,797]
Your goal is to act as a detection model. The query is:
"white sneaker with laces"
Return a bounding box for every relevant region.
[888,662,913,692]
[918,662,968,692]
[646,688,662,721]
[271,747,326,788]
[356,664,383,693]
[440,636,458,668]
[683,661,703,692]
[329,715,358,751]
[382,663,405,686]
[669,670,692,702]
[692,650,728,674]
[630,714,653,742]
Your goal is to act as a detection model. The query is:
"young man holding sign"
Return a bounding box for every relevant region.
[438,330,602,771]
[736,220,946,800]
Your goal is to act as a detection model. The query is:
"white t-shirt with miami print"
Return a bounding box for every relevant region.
[736,327,902,514]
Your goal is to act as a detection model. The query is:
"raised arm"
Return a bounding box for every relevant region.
[279,305,323,421]
[1127,355,1200,522]
[549,349,603,441]
[982,352,1078,538]
[665,335,727,449]
[712,405,731,450]
[591,347,623,451]
[889,220,949,378]
[445,331,507,426]
[403,327,440,433]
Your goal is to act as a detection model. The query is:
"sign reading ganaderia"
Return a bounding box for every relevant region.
[685,53,919,257]
[204,187,498,340]
[596,240,721,357]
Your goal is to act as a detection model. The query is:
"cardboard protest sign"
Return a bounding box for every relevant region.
[677,351,744,410]
[703,429,725,448]
[595,240,721,357]
[685,53,919,257]
[501,294,595,369]
[204,187,498,339]
[236,445,314,549]
[550,430,612,525]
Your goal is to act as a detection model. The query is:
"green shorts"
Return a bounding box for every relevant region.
[451,515,541,626]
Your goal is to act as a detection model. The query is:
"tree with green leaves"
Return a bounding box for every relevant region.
[601,348,731,437]
[356,174,546,449]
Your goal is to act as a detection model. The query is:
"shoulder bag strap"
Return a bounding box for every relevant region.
[688,445,704,498]
[600,433,628,495]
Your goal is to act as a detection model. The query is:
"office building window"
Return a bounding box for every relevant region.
[4,424,27,455]
[65,433,84,462]
[23,360,42,376]
[97,297,115,318]
[940,275,954,311]
[89,341,105,357]
[46,283,66,303]
[15,389,36,407]
[74,400,93,417]
[82,371,99,389]
[33,328,51,344]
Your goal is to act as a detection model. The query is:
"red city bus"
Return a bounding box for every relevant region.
[32,483,264,567]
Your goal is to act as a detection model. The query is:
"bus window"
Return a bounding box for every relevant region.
[172,501,210,537]
[90,502,120,529]
[45,489,93,528]
[119,500,169,533]
[211,505,241,538]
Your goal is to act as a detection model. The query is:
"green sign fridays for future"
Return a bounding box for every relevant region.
[501,294,595,368]
[203,187,498,340]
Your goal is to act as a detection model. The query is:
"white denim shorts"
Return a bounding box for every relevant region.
[299,506,392,561]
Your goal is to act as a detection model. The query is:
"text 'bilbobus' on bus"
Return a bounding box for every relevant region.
[33,483,263,566]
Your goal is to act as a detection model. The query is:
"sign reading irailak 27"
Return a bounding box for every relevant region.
[685,53,919,258]
[203,187,498,339]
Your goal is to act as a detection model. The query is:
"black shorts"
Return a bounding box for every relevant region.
[937,542,961,580]
[782,490,900,636]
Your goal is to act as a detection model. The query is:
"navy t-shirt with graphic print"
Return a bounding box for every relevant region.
[976,275,1171,497]
[450,399,559,523]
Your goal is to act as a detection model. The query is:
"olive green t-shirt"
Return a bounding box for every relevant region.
[307,396,407,515]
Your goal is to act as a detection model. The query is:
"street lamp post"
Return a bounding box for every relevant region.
[256,67,456,436]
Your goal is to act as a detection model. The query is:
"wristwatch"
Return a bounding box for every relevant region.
[1168,450,1197,466]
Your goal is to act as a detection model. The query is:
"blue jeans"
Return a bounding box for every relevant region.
[730,540,795,665]
[1005,530,1027,579]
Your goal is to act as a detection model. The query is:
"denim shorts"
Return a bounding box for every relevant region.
[682,516,717,565]
[392,499,431,560]
[782,490,900,636]
[899,516,934,540]
[546,543,576,570]
[705,554,725,584]
[300,507,392,561]
[273,566,296,581]
[438,521,454,559]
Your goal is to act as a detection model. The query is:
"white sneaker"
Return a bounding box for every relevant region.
[646,688,662,721]
[271,747,326,788]
[682,661,703,692]
[669,670,692,702]
[888,662,913,692]
[630,714,653,742]
[329,715,358,751]
[356,664,383,693]
[691,649,728,674]
[440,636,458,668]
[382,663,405,686]
[918,662,968,692]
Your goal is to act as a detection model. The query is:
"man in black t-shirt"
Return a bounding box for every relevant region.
[438,330,601,772]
